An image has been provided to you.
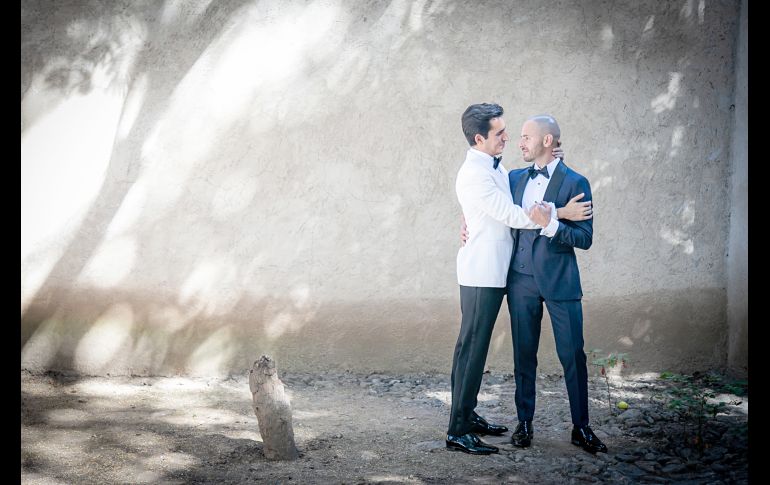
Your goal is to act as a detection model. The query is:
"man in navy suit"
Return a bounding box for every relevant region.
[506,115,607,453]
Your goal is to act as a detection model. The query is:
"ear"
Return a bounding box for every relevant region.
[543,134,553,147]
[474,133,486,146]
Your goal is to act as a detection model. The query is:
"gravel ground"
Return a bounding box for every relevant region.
[21,368,748,484]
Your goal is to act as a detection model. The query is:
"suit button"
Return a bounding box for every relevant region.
[519,264,525,269]
[520,248,524,251]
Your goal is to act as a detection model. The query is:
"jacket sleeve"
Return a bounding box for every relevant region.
[551,176,593,250]
[457,167,541,229]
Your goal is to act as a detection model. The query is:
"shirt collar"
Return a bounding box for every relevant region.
[530,157,561,177]
[468,147,496,163]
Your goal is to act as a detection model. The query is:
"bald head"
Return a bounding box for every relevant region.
[527,115,561,142]
[519,115,562,165]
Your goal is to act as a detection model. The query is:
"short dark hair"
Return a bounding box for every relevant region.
[461,103,504,146]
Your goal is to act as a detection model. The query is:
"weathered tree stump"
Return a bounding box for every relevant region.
[249,355,299,460]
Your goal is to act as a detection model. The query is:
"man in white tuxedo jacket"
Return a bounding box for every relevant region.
[446,103,587,455]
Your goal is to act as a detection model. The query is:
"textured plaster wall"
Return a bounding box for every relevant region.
[726,0,747,377]
[21,0,743,376]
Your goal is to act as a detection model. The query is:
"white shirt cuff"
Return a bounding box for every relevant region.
[539,202,559,237]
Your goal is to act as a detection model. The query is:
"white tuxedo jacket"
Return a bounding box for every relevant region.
[455,149,542,287]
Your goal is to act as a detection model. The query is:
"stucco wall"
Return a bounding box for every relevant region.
[21,0,743,376]
[727,0,747,377]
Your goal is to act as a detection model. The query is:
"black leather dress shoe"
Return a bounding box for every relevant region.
[446,433,499,455]
[571,425,608,453]
[469,414,508,436]
[510,420,533,447]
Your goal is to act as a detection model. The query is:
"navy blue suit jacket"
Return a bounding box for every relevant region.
[507,161,592,300]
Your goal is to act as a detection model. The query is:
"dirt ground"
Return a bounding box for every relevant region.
[21,368,748,484]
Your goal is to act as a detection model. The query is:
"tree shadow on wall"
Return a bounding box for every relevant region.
[20,0,740,376]
[21,0,255,356]
[21,0,459,376]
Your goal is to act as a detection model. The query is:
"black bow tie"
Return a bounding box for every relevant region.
[493,156,502,169]
[528,165,550,179]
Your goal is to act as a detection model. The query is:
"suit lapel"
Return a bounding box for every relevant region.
[513,170,529,205]
[543,160,568,202]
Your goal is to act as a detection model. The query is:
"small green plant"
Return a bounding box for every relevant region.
[658,371,746,451]
[587,349,628,412]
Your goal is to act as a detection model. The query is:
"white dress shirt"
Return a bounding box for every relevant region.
[521,157,562,237]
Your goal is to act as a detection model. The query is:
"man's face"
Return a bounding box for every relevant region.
[478,117,509,156]
[519,120,545,163]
